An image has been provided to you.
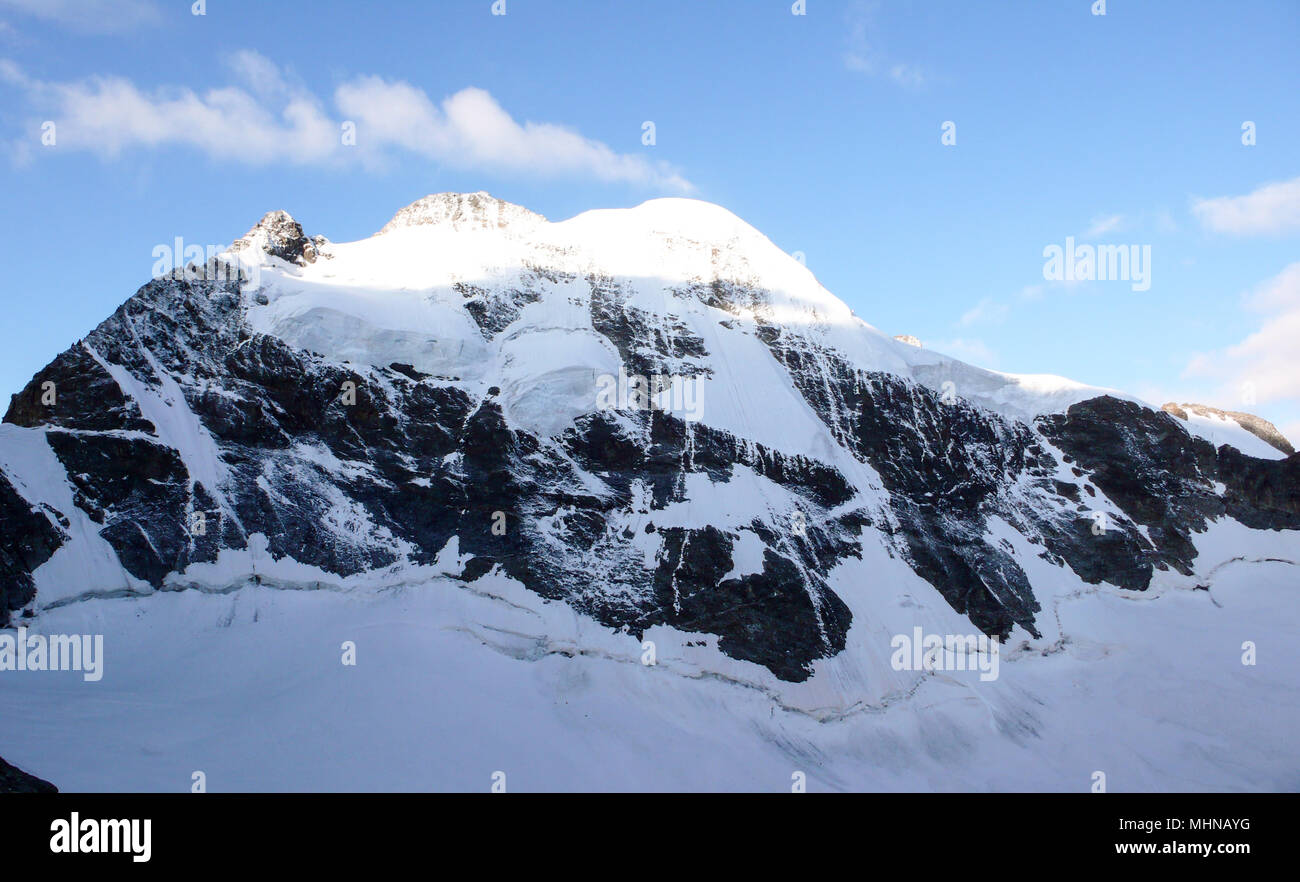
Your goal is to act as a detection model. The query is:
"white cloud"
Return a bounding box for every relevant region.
[0,0,160,33]
[958,297,1009,327]
[843,1,926,87]
[226,48,300,100]
[1,51,692,190]
[844,52,873,74]
[1192,176,1300,235]
[888,64,926,88]
[335,78,689,189]
[1183,262,1300,407]
[1083,214,1125,238]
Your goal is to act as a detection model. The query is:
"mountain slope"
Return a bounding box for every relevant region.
[1,193,1297,790]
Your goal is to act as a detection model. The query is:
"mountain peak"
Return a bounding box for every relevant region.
[231,210,324,265]
[377,191,547,236]
[4,190,1299,792]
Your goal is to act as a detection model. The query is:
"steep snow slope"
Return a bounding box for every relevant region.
[1,192,1297,791]
[1161,402,1293,460]
[238,192,1129,446]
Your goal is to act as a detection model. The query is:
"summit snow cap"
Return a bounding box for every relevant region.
[377,191,547,237]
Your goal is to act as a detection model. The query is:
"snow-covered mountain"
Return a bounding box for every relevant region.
[2,192,1297,791]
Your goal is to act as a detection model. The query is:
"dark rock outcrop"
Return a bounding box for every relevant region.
[230,210,325,266]
[0,473,64,626]
[0,756,57,793]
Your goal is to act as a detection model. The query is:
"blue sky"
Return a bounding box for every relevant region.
[2,0,1298,438]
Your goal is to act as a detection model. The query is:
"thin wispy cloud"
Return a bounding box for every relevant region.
[0,0,160,34]
[1183,262,1300,406]
[0,50,693,191]
[886,63,925,88]
[843,1,927,88]
[1154,209,1179,234]
[958,297,1009,327]
[1083,214,1125,237]
[1192,176,1300,235]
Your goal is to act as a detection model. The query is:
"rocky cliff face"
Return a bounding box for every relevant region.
[2,194,1296,688]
